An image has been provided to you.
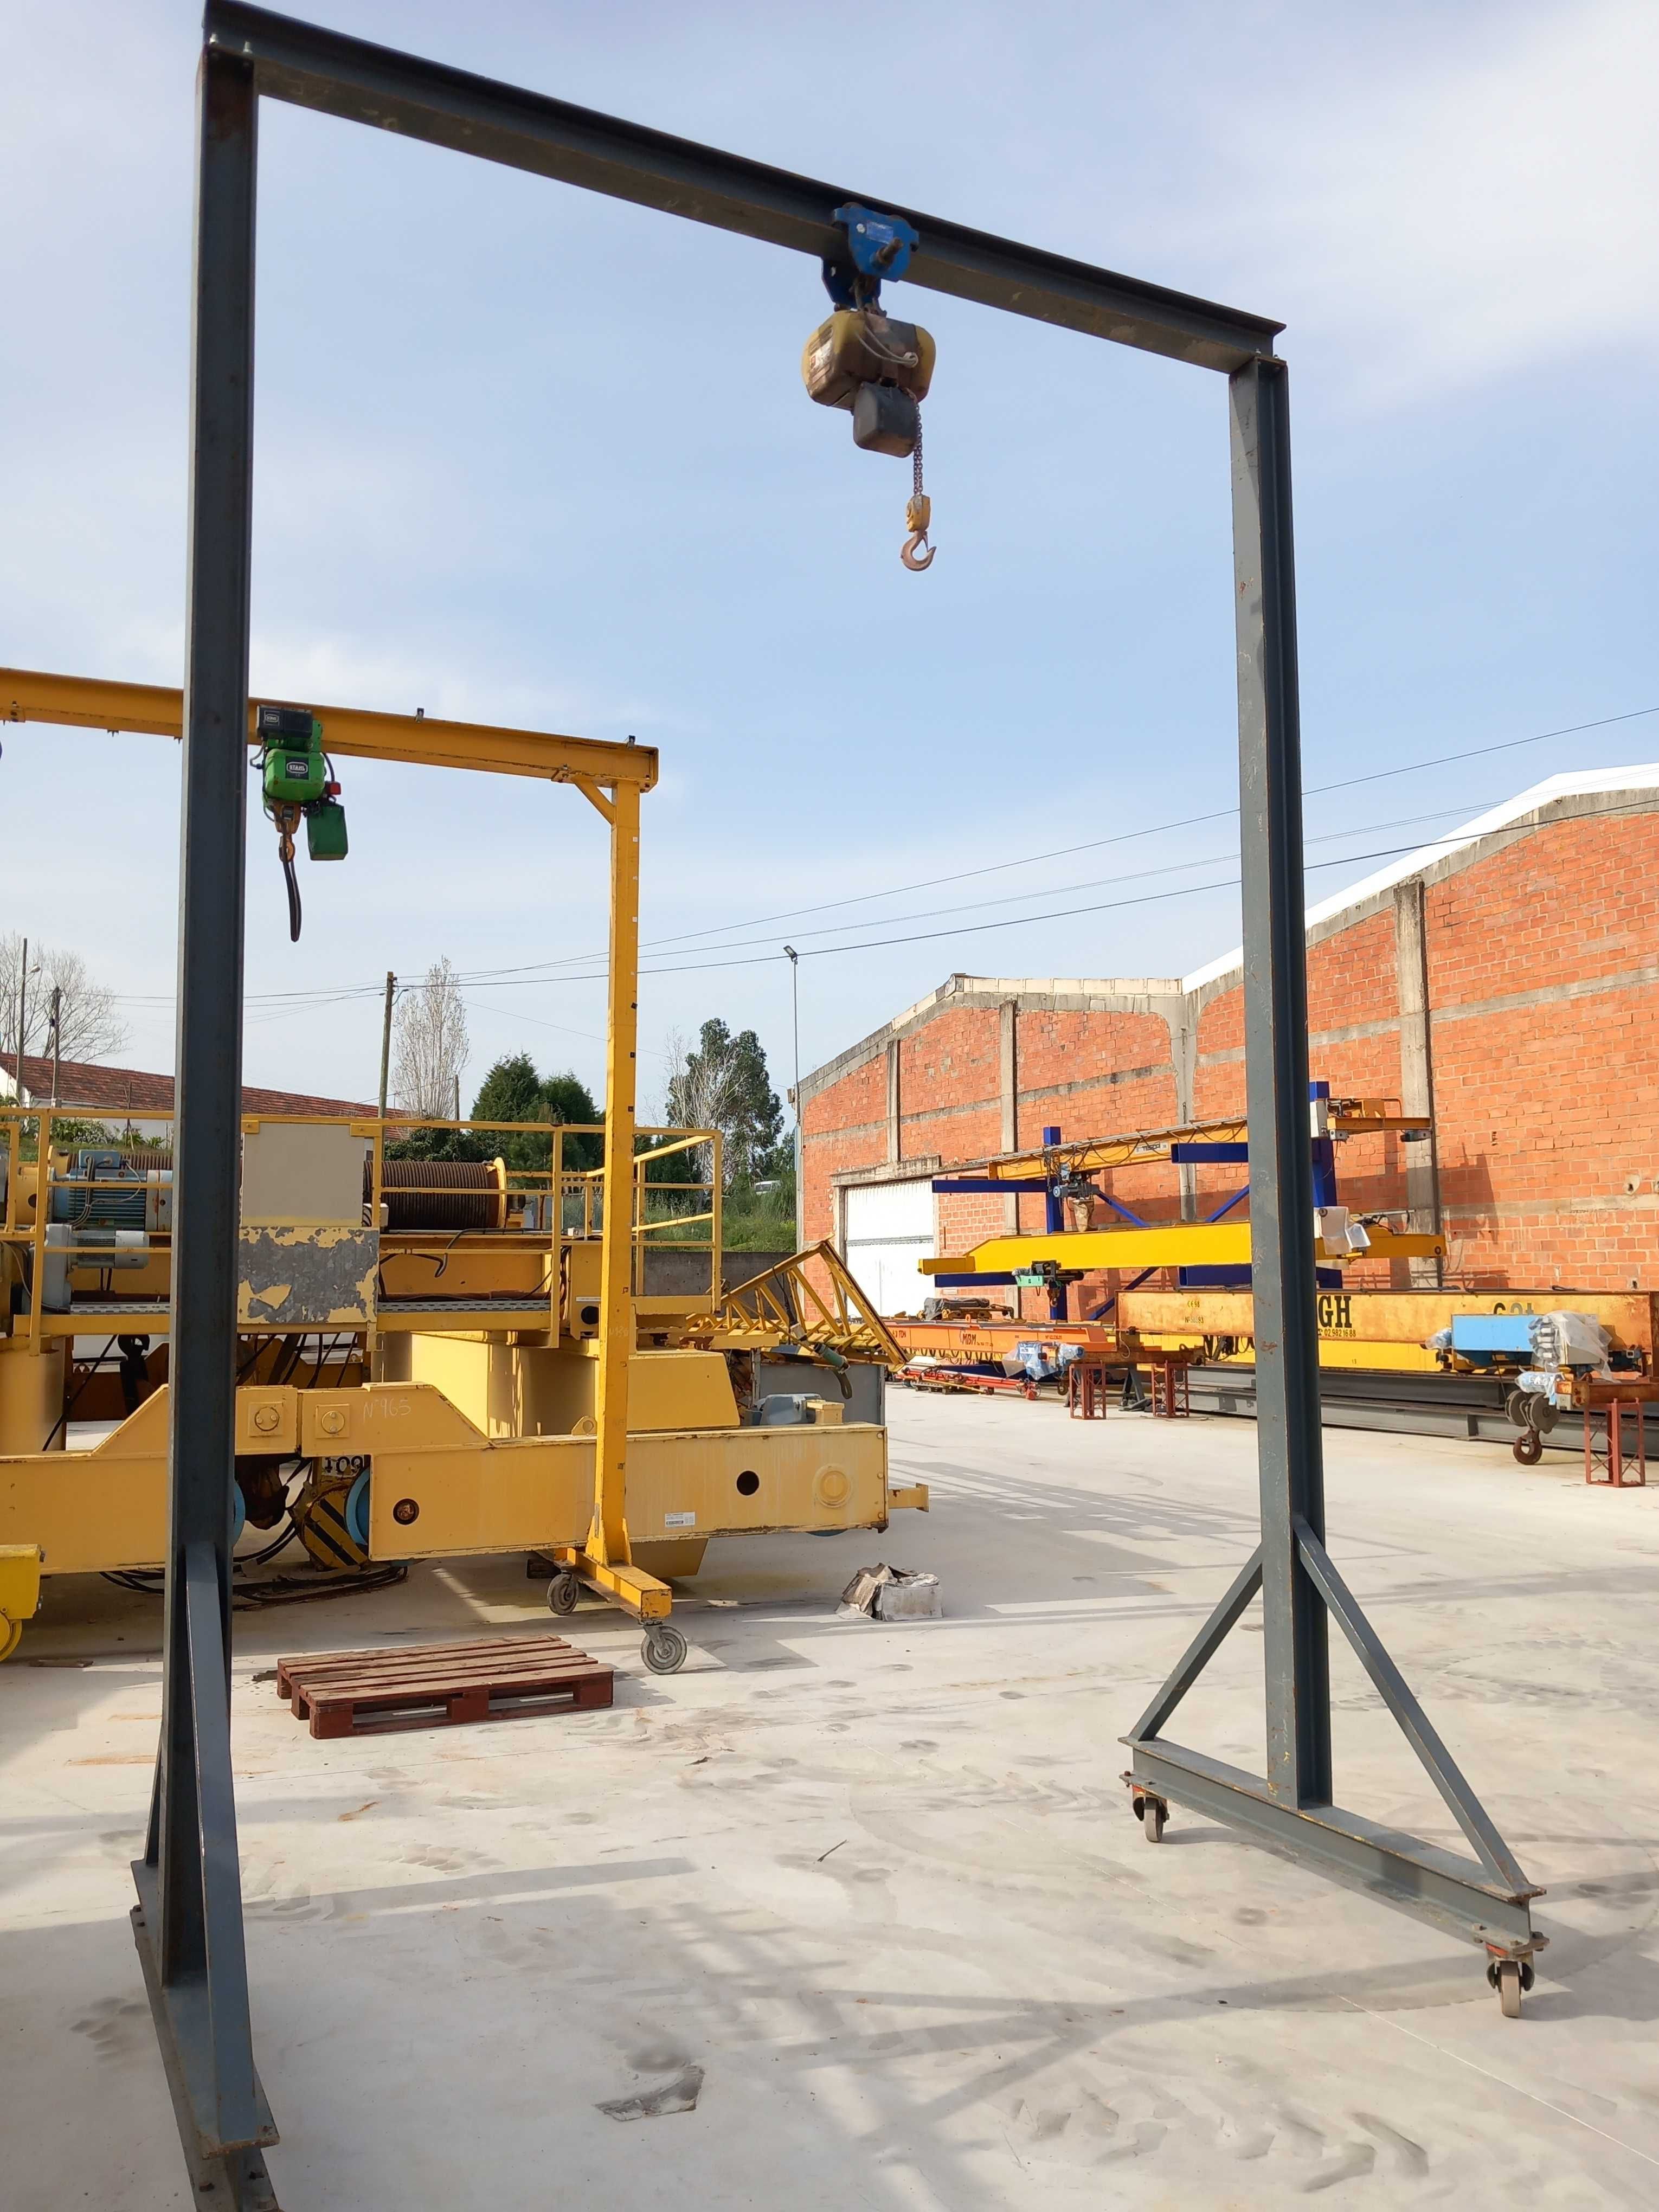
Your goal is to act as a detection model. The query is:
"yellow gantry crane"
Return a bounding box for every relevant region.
[0,668,919,1668]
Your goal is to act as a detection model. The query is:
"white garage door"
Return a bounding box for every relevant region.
[843,1177,936,1319]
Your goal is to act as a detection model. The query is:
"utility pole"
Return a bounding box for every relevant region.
[453,1070,461,1124]
[784,946,802,1252]
[377,970,395,1115]
[12,936,28,1105]
[49,986,62,1107]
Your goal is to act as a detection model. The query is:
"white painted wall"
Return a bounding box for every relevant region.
[841,1177,936,1319]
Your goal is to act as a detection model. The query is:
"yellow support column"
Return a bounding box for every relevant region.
[590,776,639,1572]
[555,771,679,1665]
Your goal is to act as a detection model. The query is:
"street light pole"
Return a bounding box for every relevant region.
[783,946,801,1252]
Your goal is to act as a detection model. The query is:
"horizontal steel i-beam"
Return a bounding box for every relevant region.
[204,1,1282,374]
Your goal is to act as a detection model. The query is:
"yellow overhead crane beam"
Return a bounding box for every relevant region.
[925,1095,1440,1276]
[978,1098,1429,1180]
[922,1221,1444,1276]
[1,664,658,791]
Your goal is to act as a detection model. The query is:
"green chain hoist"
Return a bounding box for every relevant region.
[255,703,348,942]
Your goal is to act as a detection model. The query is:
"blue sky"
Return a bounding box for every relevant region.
[2,0,1654,1112]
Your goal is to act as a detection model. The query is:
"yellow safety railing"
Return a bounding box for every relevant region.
[0,1104,721,1336]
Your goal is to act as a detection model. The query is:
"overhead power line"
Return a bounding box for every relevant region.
[100,702,1659,1010]
[419,700,1659,988]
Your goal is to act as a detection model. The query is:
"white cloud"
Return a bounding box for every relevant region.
[1174,0,1659,406]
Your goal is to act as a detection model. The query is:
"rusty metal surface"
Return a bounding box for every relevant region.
[236,1226,377,1328]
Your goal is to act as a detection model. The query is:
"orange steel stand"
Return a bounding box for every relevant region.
[1148,1359,1192,1420]
[1068,1358,1118,1419]
[1585,1400,1647,1487]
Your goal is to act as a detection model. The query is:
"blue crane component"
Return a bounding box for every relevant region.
[823,202,920,306]
[927,1082,1385,1309]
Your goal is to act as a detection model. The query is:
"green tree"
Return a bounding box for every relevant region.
[470,1053,602,1173]
[387,1052,601,1171]
[663,1019,785,1186]
[471,1050,541,1126]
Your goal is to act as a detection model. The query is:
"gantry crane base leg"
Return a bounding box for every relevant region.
[131,1885,280,2211]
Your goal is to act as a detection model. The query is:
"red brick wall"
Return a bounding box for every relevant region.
[800,1053,886,1244]
[801,805,1659,1305]
[898,1005,1004,1173]
[1426,811,1659,1288]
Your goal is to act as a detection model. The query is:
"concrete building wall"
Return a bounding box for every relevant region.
[799,781,1659,1311]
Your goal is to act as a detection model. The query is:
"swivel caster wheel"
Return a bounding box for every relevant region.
[1133,1792,1168,1843]
[641,1622,688,1675]
[0,1613,22,1664]
[546,1570,582,1617]
[1512,1429,1544,1466]
[1487,1956,1534,2017]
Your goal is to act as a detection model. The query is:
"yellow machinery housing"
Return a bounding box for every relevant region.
[0,670,921,1669]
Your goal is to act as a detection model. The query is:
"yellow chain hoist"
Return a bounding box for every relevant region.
[801,203,937,571]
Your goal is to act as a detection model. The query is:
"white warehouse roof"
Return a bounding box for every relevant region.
[1180,762,1659,993]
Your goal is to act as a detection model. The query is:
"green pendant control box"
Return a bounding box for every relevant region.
[305,798,349,860]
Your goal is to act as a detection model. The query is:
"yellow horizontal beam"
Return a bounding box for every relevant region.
[552,1549,673,1620]
[923,1224,1444,1274]
[1122,1285,1656,1347]
[926,1225,1253,1273]
[0,665,657,790]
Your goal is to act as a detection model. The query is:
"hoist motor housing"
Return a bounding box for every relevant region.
[258,703,327,806]
[256,700,348,860]
[802,309,935,413]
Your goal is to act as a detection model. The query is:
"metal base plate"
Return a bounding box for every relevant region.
[1125,1741,1544,1956]
[131,1870,279,2211]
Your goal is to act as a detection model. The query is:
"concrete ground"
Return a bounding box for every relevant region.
[6,1393,1659,2209]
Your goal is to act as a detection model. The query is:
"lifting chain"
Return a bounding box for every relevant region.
[901,409,935,571]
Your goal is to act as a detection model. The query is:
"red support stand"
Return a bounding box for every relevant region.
[1148,1359,1192,1420]
[1585,1400,1646,1487]
[1068,1358,1116,1418]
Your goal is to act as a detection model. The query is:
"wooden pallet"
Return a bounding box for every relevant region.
[274,1633,613,1740]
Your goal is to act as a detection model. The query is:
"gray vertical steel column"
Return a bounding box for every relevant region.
[145,34,260,2121]
[1229,357,1331,1808]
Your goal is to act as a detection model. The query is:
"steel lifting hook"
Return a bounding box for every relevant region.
[901,487,934,571]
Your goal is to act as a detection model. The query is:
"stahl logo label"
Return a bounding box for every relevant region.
[1316,1292,1354,1334]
